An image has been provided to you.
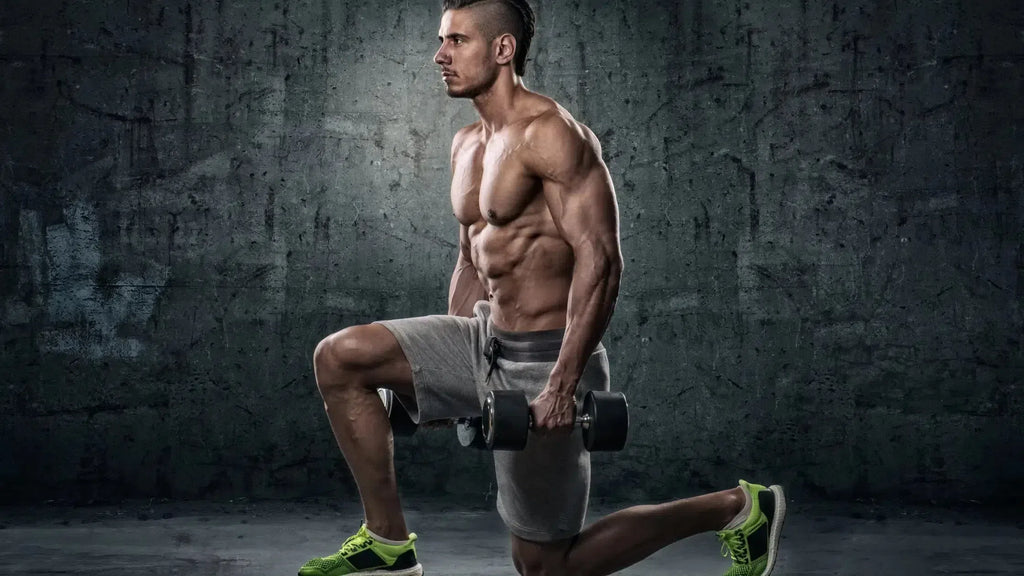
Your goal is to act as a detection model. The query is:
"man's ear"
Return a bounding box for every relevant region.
[494,33,517,67]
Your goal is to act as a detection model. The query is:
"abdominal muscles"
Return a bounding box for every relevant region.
[472,218,575,330]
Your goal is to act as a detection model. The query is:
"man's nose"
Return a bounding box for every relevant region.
[434,44,449,65]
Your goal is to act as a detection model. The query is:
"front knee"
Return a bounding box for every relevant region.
[313,325,374,393]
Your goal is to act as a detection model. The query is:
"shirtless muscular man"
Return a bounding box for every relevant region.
[298,1,786,575]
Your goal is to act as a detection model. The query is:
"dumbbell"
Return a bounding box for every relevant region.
[482,389,629,452]
[377,388,418,436]
[377,388,487,449]
[377,388,629,452]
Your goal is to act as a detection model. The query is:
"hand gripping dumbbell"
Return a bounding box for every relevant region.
[482,389,629,452]
[377,388,487,449]
[377,388,629,452]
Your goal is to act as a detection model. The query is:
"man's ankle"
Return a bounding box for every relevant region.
[365,521,410,543]
[720,486,749,530]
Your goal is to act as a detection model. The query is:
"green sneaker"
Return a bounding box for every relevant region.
[298,523,422,576]
[716,480,786,576]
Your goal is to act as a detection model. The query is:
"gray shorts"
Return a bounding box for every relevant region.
[375,301,610,542]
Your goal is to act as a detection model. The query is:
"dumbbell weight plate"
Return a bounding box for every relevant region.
[377,388,418,437]
[483,390,530,451]
[580,390,629,451]
[456,417,487,449]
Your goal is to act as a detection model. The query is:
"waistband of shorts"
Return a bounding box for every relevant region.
[489,323,566,345]
[485,323,606,363]
[486,322,564,362]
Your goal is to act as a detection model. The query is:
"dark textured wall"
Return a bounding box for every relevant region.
[1,0,1021,507]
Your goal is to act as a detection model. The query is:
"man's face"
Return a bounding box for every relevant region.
[433,8,499,99]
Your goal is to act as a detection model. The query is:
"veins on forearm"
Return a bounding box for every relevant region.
[552,255,620,389]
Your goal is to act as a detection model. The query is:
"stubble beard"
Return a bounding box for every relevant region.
[445,79,485,99]
[444,66,498,99]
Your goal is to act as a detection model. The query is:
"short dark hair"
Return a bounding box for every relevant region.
[441,0,536,76]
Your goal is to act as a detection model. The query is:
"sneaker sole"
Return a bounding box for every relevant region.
[357,565,423,576]
[761,485,786,576]
[299,563,423,576]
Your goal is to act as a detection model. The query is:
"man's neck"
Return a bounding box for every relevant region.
[472,72,526,136]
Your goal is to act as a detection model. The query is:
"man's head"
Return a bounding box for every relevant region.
[434,0,536,98]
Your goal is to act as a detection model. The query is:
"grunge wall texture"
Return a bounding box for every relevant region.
[1,0,1022,507]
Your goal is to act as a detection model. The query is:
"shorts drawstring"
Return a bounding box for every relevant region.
[484,336,502,382]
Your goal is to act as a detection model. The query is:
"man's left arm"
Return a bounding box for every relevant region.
[524,115,623,431]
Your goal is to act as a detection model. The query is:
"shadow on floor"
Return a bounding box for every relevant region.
[1,498,1021,575]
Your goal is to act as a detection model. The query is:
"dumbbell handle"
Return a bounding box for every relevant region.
[416,413,591,429]
[420,414,585,430]
[525,412,593,429]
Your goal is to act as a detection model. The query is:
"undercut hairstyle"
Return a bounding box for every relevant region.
[441,0,536,76]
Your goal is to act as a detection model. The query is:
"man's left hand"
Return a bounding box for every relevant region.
[530,387,576,435]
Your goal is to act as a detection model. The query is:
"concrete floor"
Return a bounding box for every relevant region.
[1,498,1021,575]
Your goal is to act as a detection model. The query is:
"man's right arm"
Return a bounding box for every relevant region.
[448,223,487,317]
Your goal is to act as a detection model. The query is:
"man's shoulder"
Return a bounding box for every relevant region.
[519,105,601,173]
[520,101,598,152]
[453,122,483,145]
[449,121,483,161]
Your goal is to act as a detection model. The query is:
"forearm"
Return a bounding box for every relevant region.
[549,248,622,394]
[448,258,488,317]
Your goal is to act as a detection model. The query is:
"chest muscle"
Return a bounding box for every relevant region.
[451,138,539,226]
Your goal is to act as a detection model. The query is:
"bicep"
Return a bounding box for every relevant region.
[543,153,621,258]
[523,115,621,260]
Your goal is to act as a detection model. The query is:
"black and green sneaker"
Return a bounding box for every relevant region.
[298,523,422,576]
[716,480,786,576]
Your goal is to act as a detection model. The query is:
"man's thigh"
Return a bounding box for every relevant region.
[340,323,418,401]
[374,311,486,423]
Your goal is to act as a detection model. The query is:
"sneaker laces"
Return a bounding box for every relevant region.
[717,529,750,563]
[335,524,373,556]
